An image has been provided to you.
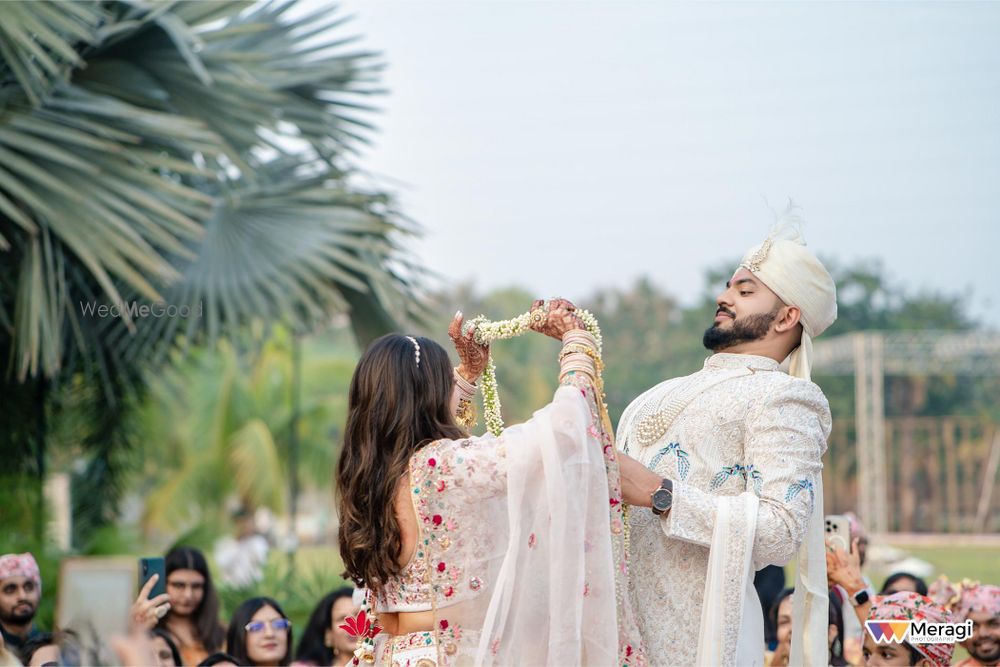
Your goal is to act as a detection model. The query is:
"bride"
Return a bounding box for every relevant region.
[335,299,645,666]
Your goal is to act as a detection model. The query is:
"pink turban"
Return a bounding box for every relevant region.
[868,592,955,667]
[0,552,41,592]
[955,583,1000,621]
[844,511,867,541]
[928,575,961,608]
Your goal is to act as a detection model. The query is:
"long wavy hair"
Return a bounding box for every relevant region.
[336,334,464,594]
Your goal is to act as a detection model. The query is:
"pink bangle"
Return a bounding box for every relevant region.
[453,368,477,398]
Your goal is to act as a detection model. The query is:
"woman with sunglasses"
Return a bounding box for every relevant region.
[226,598,292,667]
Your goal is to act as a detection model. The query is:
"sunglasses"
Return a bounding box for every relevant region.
[245,618,292,633]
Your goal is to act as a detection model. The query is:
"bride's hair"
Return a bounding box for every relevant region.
[336,333,465,594]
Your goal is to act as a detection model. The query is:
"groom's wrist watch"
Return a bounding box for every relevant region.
[651,478,674,516]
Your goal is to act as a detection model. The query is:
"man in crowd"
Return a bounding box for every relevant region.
[0,552,43,661]
[954,583,1000,667]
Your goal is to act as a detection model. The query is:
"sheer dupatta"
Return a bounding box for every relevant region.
[408,380,644,666]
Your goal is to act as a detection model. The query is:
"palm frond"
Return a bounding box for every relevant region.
[228,418,285,512]
[0,1,105,106]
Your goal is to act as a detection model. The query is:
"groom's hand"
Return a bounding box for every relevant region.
[617,452,663,508]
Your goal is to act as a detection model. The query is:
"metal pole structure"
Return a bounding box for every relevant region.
[854,332,888,534]
[975,427,1000,532]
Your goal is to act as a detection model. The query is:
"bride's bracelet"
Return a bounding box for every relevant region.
[562,328,598,348]
[453,367,477,399]
[559,344,603,371]
[559,351,598,380]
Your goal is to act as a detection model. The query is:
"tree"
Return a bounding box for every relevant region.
[135,326,355,538]
[0,0,421,541]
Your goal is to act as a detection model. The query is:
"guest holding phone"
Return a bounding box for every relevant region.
[133,547,225,665]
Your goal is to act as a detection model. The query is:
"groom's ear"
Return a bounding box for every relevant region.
[773,305,801,333]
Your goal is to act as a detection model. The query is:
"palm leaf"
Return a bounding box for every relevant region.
[3,0,419,393]
[0,1,104,106]
[228,418,286,512]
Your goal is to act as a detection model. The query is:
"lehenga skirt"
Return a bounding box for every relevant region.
[377,631,439,667]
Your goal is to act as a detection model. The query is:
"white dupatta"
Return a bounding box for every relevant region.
[694,480,828,667]
[469,385,629,665]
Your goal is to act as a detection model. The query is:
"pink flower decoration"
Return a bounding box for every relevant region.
[338,610,382,640]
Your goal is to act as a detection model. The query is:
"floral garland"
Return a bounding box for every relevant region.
[462,303,603,436]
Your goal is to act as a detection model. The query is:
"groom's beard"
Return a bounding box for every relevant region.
[702,310,777,351]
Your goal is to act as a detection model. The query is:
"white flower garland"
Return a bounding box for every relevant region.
[462,303,603,436]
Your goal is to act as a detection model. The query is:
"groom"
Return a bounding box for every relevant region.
[617,222,837,666]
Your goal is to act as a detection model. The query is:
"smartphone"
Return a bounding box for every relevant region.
[138,557,166,599]
[824,514,852,552]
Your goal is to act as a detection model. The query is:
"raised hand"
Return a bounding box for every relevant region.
[448,311,490,382]
[130,574,171,631]
[528,298,586,341]
[825,537,866,594]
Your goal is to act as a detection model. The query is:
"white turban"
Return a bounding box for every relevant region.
[738,222,837,381]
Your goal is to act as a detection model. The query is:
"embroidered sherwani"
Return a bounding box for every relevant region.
[617,353,831,666]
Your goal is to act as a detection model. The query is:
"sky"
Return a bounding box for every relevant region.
[324,1,1000,327]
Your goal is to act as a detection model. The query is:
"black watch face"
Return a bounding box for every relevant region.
[652,488,672,511]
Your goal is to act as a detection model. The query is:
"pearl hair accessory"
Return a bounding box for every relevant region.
[405,335,421,367]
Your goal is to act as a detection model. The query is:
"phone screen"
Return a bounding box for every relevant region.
[138,557,166,599]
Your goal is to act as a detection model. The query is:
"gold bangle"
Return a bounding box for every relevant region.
[559,344,603,371]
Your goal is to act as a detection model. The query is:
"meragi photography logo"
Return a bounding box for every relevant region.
[865,618,974,644]
[79,300,203,319]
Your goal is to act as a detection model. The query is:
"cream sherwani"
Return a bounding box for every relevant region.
[617,352,831,667]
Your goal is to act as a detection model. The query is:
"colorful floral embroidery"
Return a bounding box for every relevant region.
[709,463,763,494]
[745,464,763,496]
[785,477,815,504]
[710,464,745,490]
[649,442,691,480]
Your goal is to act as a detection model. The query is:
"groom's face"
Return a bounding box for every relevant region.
[703,268,783,352]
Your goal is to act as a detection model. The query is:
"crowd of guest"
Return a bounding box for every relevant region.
[0,548,359,667]
[2,524,997,666]
[762,514,999,667]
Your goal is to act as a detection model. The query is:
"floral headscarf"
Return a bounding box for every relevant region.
[868,592,955,667]
[0,552,41,593]
[955,582,1000,621]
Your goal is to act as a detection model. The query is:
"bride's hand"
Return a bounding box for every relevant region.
[449,311,489,382]
[528,298,585,340]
